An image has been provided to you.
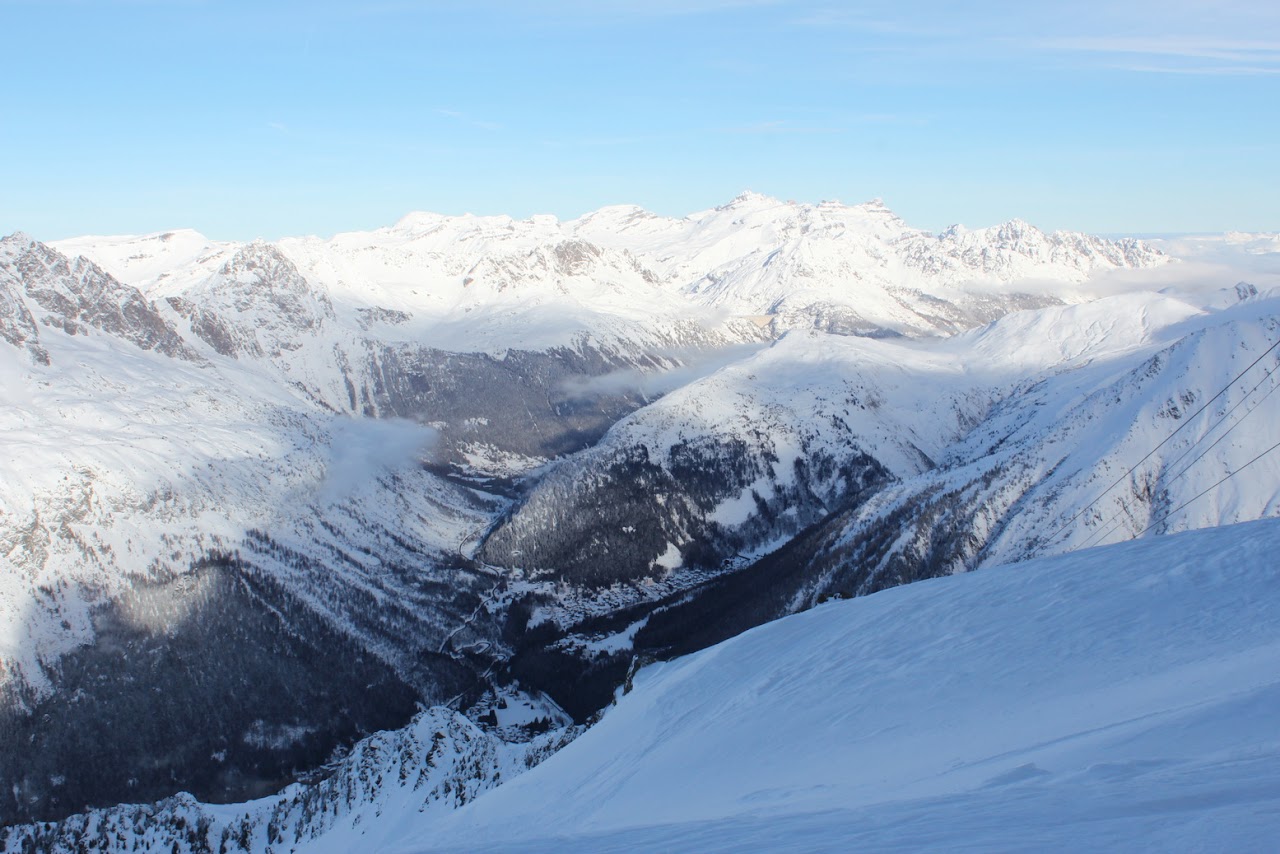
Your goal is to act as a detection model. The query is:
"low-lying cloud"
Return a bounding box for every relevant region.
[318,417,439,505]
[560,342,769,401]
[1089,235,1280,296]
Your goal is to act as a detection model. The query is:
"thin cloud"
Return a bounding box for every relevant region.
[559,343,769,401]
[789,8,940,37]
[718,120,845,135]
[573,0,790,16]
[1039,35,1280,75]
[1114,63,1280,76]
[435,108,504,132]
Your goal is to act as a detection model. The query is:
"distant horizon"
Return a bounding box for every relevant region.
[3,1,1276,241]
[21,190,1279,245]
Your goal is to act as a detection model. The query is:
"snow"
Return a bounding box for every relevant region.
[389,518,1280,853]
[51,228,237,296]
[0,708,581,854]
[0,218,1264,697]
[570,616,650,656]
[652,542,681,571]
[51,194,1169,358]
[489,688,570,731]
[3,206,1278,849]
[707,485,761,526]
[0,272,491,690]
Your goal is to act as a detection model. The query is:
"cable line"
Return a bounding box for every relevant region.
[1135,437,1280,539]
[1157,357,1280,485]
[1163,372,1280,487]
[1043,334,1280,548]
[1076,361,1280,551]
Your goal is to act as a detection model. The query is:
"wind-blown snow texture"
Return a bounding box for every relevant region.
[396,519,1280,853]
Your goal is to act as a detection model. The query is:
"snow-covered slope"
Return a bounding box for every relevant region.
[0,708,579,854]
[769,291,1280,606]
[477,328,988,590]
[476,288,1236,600]
[581,287,1279,661]
[391,518,1280,853]
[0,257,491,692]
[0,236,520,823]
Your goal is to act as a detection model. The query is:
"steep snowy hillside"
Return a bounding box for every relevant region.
[764,292,1280,600]
[391,519,1280,853]
[478,290,1213,611]
[0,234,197,363]
[623,289,1280,659]
[478,329,988,589]
[0,237,521,824]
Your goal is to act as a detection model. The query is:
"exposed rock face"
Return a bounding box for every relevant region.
[0,258,47,364]
[171,241,335,358]
[900,219,1165,278]
[0,233,197,361]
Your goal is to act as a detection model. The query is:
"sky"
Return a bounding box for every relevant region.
[1,0,1277,241]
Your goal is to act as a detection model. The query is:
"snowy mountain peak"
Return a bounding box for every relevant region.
[0,235,49,364]
[0,201,1274,840]
[0,231,36,252]
[570,204,670,236]
[995,216,1039,236]
[391,210,453,235]
[711,190,789,216]
[218,239,313,290]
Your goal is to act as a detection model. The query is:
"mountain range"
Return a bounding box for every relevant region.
[0,194,1276,848]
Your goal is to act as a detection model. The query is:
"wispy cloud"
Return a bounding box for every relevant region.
[1039,35,1280,75]
[718,120,844,135]
[789,8,940,36]
[719,113,924,134]
[559,343,769,401]
[572,0,790,16]
[435,108,503,132]
[1114,63,1280,76]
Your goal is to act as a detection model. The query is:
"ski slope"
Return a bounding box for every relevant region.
[388,519,1280,853]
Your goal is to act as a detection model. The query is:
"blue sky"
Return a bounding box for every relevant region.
[2,0,1277,240]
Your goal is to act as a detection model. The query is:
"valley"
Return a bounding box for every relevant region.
[0,195,1276,850]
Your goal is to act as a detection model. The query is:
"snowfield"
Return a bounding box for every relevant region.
[392,519,1280,853]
